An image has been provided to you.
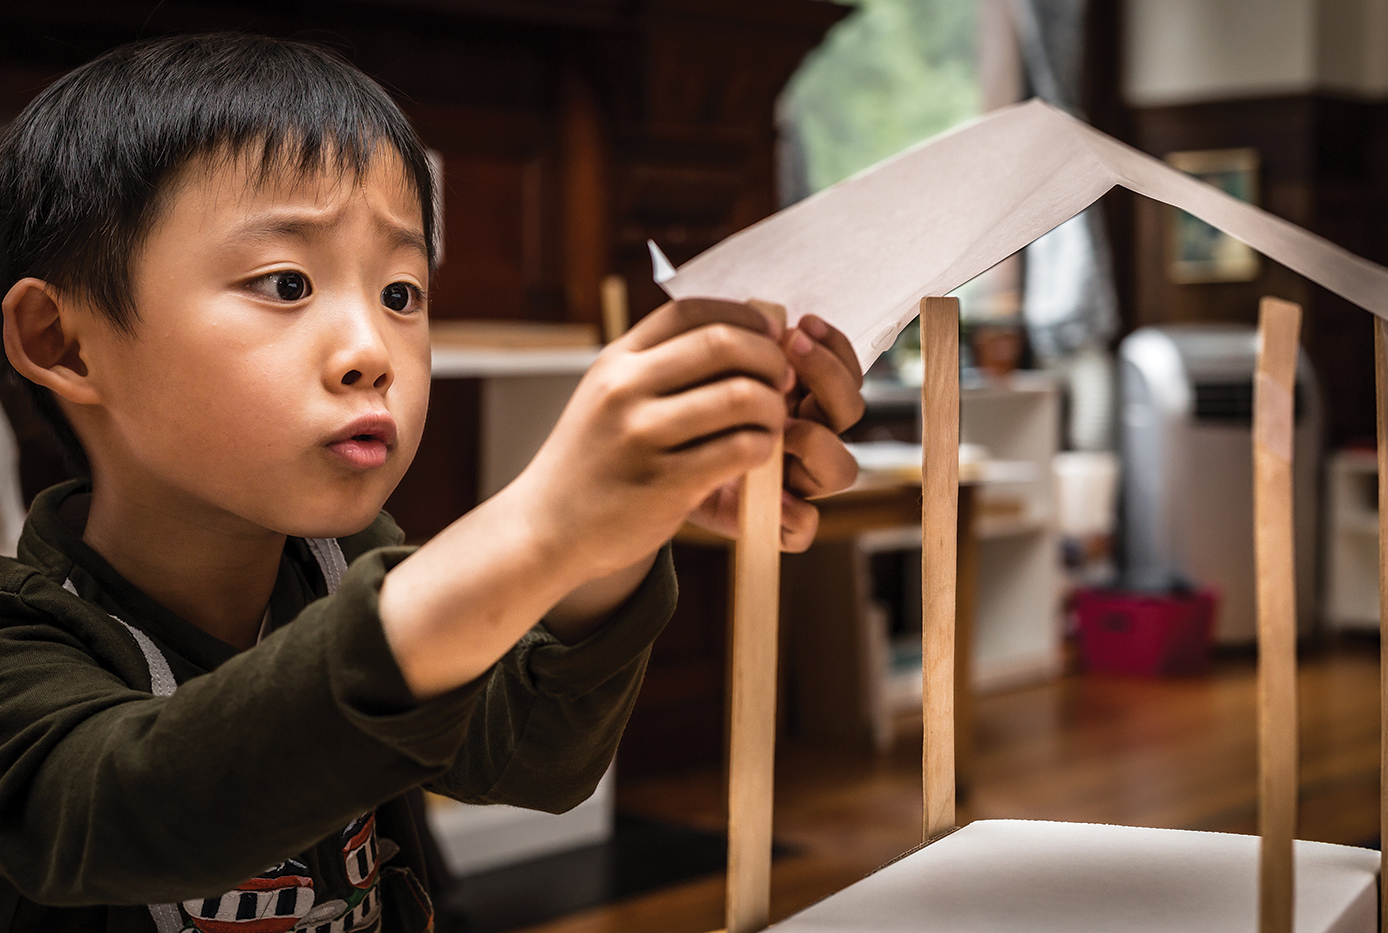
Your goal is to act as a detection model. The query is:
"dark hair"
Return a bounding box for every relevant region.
[0,32,437,473]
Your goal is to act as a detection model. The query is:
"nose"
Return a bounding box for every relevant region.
[326,299,394,394]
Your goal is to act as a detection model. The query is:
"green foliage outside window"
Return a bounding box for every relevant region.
[785,0,981,193]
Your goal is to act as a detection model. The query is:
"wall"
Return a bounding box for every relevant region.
[1125,0,1388,104]
[1118,0,1388,446]
[1125,0,1317,104]
[1318,0,1388,95]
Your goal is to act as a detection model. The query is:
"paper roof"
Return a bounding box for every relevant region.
[658,99,1388,369]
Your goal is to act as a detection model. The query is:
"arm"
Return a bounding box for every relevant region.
[0,545,673,904]
[379,303,867,696]
[379,299,794,698]
[426,544,677,810]
[422,313,866,809]
[464,311,867,653]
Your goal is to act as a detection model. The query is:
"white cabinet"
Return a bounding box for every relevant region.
[427,340,612,874]
[429,342,599,500]
[425,767,615,876]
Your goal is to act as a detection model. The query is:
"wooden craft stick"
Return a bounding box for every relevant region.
[921,296,960,841]
[1253,296,1301,933]
[724,299,787,933]
[1374,315,1388,931]
[600,273,629,343]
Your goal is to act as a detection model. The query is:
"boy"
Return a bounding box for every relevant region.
[0,32,864,933]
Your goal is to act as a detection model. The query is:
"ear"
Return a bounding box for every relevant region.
[1,277,102,406]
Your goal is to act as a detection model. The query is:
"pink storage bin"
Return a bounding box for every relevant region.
[1073,587,1219,676]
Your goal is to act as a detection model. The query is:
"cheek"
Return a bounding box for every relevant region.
[115,340,300,463]
[390,353,432,461]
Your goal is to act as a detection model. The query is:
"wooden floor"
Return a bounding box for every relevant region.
[516,642,1382,933]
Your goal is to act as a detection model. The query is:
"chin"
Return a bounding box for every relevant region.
[272,494,392,541]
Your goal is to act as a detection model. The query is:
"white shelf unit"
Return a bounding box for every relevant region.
[1323,449,1380,631]
[429,343,597,502]
[864,374,1062,741]
[959,373,1064,692]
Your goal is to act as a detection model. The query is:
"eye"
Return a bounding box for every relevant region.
[381,281,423,313]
[248,271,311,302]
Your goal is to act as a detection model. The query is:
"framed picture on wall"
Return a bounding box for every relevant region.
[1165,147,1260,284]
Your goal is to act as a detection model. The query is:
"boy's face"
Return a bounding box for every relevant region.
[76,150,431,539]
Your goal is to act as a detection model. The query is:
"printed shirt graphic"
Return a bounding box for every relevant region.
[180,858,316,932]
[176,813,387,933]
[343,813,381,890]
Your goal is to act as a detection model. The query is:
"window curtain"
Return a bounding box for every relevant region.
[1013,0,1119,450]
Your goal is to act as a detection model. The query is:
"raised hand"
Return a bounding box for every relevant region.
[687,312,864,552]
[515,297,796,577]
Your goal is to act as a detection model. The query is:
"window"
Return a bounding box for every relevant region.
[781,0,981,199]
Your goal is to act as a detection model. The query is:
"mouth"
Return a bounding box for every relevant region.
[327,414,398,470]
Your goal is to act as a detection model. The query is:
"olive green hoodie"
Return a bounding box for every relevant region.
[0,481,676,932]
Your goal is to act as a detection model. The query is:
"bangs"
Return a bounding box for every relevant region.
[0,33,434,333]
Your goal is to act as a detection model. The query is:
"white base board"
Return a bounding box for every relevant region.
[771,820,1378,932]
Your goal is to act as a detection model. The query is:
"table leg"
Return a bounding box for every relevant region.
[956,484,978,796]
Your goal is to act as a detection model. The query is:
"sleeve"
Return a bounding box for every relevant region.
[427,543,678,812]
[0,550,483,907]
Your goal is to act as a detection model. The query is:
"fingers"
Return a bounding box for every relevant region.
[632,377,788,450]
[663,427,781,493]
[780,493,820,553]
[620,298,782,352]
[629,322,793,398]
[783,418,858,498]
[591,300,855,557]
[800,314,863,383]
[685,479,820,553]
[783,315,866,433]
[685,479,741,540]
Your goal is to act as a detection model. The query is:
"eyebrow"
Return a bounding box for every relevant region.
[225,214,429,262]
[375,217,430,261]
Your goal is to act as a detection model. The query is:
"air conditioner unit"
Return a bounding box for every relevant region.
[1119,324,1320,643]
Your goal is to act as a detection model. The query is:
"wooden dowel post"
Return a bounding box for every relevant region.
[600,274,629,343]
[1374,315,1388,932]
[921,296,960,841]
[1253,296,1301,933]
[725,300,787,933]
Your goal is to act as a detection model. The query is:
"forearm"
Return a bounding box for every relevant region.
[378,478,599,700]
[431,645,647,811]
[430,545,677,810]
[543,549,658,643]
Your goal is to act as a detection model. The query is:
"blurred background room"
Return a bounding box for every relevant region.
[2,1,1387,930]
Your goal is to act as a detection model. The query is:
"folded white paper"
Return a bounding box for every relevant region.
[661,99,1388,370]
